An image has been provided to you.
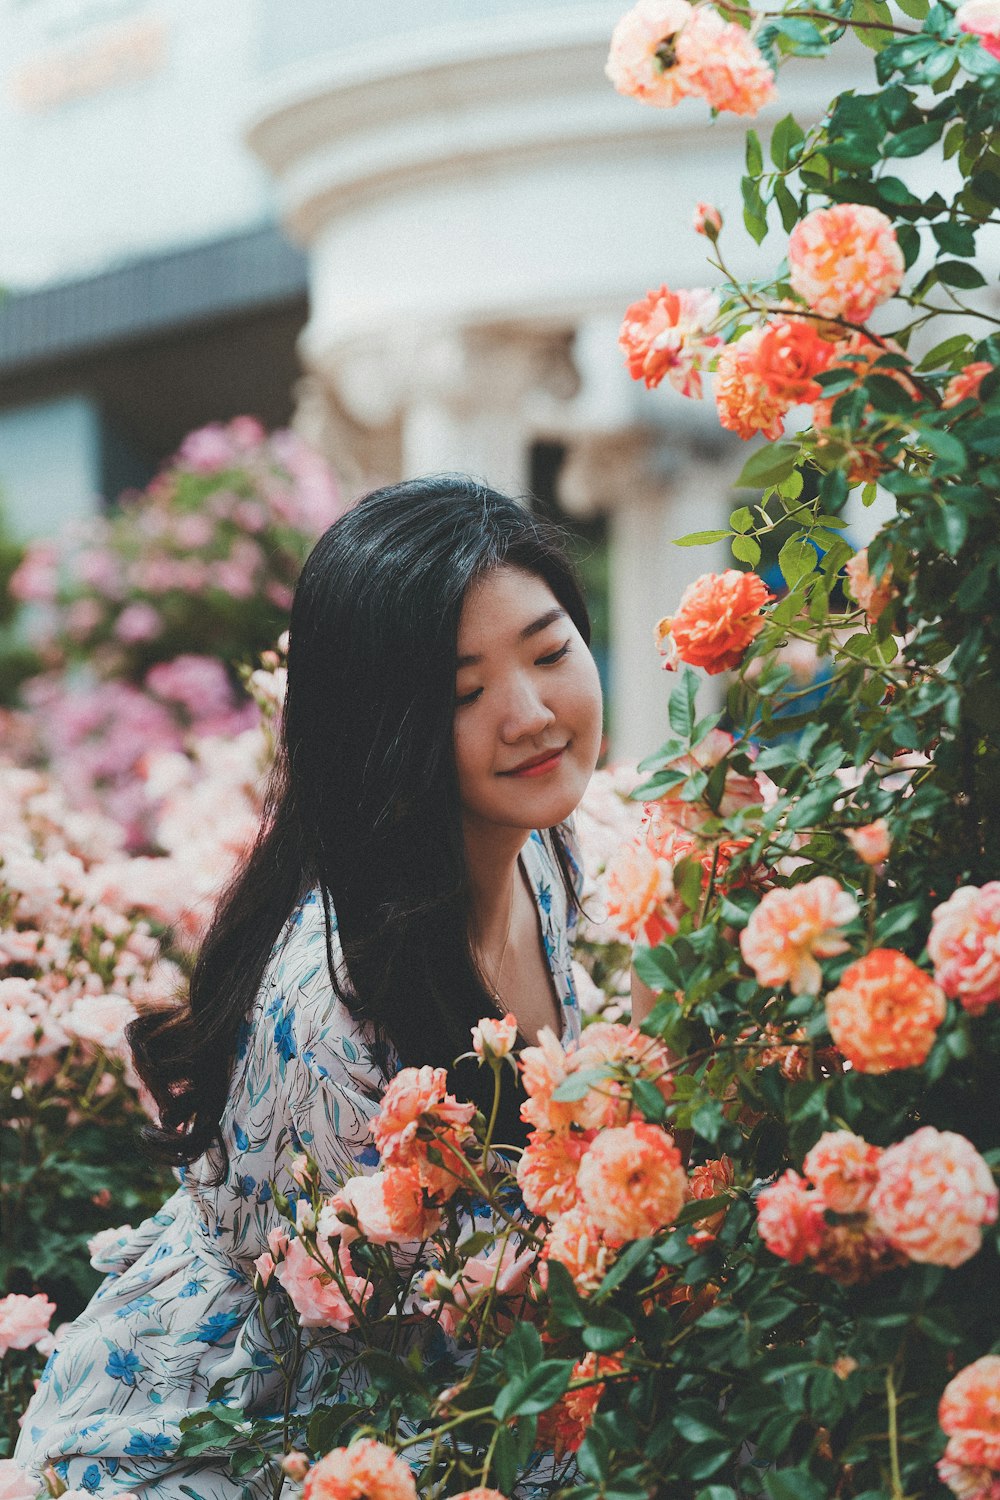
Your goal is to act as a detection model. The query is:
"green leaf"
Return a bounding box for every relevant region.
[932,220,977,257]
[734,444,799,489]
[494,1360,572,1420]
[732,535,762,566]
[916,333,973,371]
[918,427,967,473]
[895,0,929,16]
[668,669,699,739]
[729,506,754,534]
[543,1259,587,1330]
[778,537,816,589]
[770,114,805,171]
[936,259,987,289]
[745,129,764,177]
[851,0,895,48]
[774,180,799,233]
[885,121,943,156]
[674,530,732,547]
[582,1305,635,1354]
[927,504,969,554]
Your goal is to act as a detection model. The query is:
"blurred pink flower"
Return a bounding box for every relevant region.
[928,882,1000,1015]
[114,602,162,644]
[956,0,1000,59]
[275,1238,371,1331]
[0,1292,56,1354]
[870,1127,998,1267]
[0,1460,38,1500]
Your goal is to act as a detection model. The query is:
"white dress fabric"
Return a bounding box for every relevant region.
[15,831,582,1500]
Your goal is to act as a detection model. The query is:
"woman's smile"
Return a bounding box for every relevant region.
[499,743,569,777]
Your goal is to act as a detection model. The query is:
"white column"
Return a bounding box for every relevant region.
[608,480,730,765]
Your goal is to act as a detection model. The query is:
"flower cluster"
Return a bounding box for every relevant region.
[607,0,776,117]
[758,1126,997,1278]
[516,1022,688,1288]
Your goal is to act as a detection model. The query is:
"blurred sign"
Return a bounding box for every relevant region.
[9,14,167,111]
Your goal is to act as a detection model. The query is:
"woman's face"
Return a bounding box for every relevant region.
[453,565,603,836]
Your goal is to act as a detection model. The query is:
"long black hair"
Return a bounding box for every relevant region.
[128,475,591,1172]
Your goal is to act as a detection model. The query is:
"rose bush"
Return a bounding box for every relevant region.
[7,419,342,847]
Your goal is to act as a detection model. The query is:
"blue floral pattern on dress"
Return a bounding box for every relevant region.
[14,829,582,1499]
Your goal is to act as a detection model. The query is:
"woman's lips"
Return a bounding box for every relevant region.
[502,746,567,777]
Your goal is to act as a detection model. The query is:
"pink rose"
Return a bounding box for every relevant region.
[928,883,1000,1015]
[0,1293,56,1355]
[870,1128,998,1268]
[274,1238,371,1330]
[845,820,892,866]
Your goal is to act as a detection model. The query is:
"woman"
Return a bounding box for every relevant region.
[15,475,604,1499]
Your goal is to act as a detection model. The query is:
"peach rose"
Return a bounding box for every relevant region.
[602,841,676,948]
[956,0,1000,59]
[471,1013,518,1060]
[0,1292,56,1355]
[825,948,946,1073]
[537,1352,624,1460]
[679,6,776,114]
[657,569,772,675]
[745,316,836,404]
[740,877,858,995]
[937,1453,1000,1500]
[928,883,1000,1015]
[254,1251,276,1286]
[942,360,993,408]
[870,1128,998,1268]
[516,1130,591,1218]
[423,1240,535,1336]
[812,1220,904,1285]
[789,204,904,322]
[282,1452,311,1482]
[714,327,790,440]
[577,1122,685,1240]
[844,547,897,624]
[520,1022,672,1135]
[845,820,891,866]
[619,284,720,396]
[540,1203,616,1292]
[332,1169,441,1244]
[373,1065,475,1197]
[274,1238,371,1331]
[687,1155,735,1248]
[606,0,697,108]
[303,1439,417,1500]
[802,1130,882,1214]
[939,1356,1000,1472]
[756,1170,827,1264]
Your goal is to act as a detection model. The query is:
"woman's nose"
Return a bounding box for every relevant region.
[500,680,556,742]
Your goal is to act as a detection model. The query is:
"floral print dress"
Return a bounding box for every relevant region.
[15,831,582,1500]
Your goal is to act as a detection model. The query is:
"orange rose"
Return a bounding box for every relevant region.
[746,317,836,403]
[619,284,720,396]
[657,569,772,675]
[825,949,946,1073]
[714,327,790,440]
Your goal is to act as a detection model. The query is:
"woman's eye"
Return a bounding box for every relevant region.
[536,641,571,666]
[455,687,483,707]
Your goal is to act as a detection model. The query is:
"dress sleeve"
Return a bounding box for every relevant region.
[269,894,389,1194]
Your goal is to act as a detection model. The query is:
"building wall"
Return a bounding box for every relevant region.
[0,0,274,287]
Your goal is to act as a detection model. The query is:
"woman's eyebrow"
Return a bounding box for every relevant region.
[456,607,567,668]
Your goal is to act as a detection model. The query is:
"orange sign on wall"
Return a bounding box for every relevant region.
[10,16,168,112]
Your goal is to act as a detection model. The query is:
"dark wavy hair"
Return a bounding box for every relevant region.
[128,475,591,1174]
